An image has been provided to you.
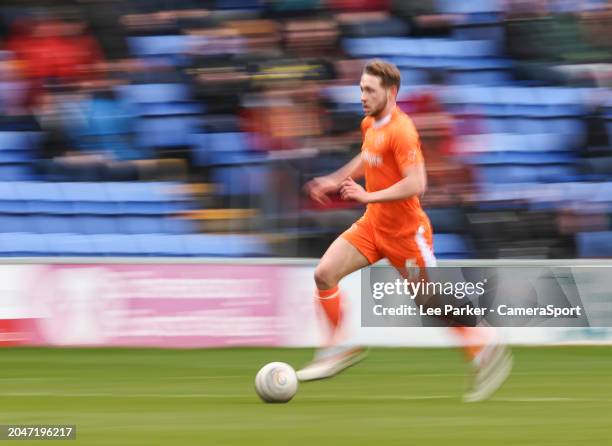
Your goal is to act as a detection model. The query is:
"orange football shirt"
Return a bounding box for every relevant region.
[359,106,430,236]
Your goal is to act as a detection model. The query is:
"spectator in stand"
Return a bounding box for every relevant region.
[35,81,184,181]
[399,71,475,207]
[7,17,105,106]
[504,0,611,85]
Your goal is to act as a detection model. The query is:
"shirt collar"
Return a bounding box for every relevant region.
[372,107,397,129]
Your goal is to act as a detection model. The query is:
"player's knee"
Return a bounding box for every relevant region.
[314,264,337,290]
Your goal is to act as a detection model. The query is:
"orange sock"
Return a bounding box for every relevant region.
[316,285,342,333]
[451,326,492,360]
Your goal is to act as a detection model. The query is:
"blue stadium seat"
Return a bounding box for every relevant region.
[477,165,578,184]
[391,56,443,69]
[117,83,190,104]
[341,16,409,38]
[127,35,189,57]
[106,182,191,214]
[436,0,504,13]
[512,118,549,134]
[536,87,584,105]
[426,208,466,233]
[134,234,187,256]
[0,201,25,213]
[105,182,160,202]
[323,85,361,105]
[451,58,512,70]
[212,165,268,196]
[138,103,203,116]
[460,133,572,153]
[424,39,497,58]
[0,165,33,181]
[0,233,48,256]
[117,83,202,117]
[180,234,269,256]
[14,182,71,214]
[0,151,30,163]
[343,38,497,58]
[110,182,190,204]
[89,234,141,256]
[586,182,612,203]
[202,115,240,133]
[136,117,198,148]
[448,69,511,86]
[207,132,249,152]
[0,215,36,232]
[468,152,575,165]
[548,118,585,137]
[453,23,504,43]
[31,215,75,233]
[72,201,116,215]
[42,233,94,256]
[116,215,164,234]
[60,182,118,214]
[215,0,264,9]
[0,182,27,212]
[16,181,62,201]
[162,217,197,234]
[476,166,539,183]
[576,231,612,257]
[193,132,255,166]
[60,182,106,200]
[73,216,121,234]
[0,132,31,150]
[125,202,176,214]
[399,68,428,85]
[433,233,471,259]
[484,118,514,133]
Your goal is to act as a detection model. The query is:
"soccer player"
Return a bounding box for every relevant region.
[299,60,512,402]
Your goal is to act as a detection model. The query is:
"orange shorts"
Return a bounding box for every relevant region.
[341,216,436,270]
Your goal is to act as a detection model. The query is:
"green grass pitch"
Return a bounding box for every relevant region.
[0,347,611,445]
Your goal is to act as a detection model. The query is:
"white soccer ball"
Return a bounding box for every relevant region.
[255,362,298,403]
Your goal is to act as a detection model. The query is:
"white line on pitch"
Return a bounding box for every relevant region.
[0,392,450,400]
[0,376,247,382]
[490,397,592,402]
[0,392,603,402]
[0,392,246,398]
[299,395,453,401]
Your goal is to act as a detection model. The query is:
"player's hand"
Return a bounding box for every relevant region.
[339,177,370,203]
[304,175,339,205]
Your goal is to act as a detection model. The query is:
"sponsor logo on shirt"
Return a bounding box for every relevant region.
[362,149,383,167]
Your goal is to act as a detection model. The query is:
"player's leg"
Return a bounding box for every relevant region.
[313,236,371,340]
[297,220,380,381]
[384,225,512,402]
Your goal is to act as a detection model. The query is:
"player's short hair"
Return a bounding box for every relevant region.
[363,59,401,92]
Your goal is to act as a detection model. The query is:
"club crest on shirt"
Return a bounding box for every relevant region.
[362,149,382,167]
[375,134,385,146]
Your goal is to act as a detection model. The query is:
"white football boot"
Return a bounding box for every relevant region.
[296,345,368,382]
[463,341,513,403]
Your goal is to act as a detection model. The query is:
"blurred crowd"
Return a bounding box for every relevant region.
[0,0,611,258]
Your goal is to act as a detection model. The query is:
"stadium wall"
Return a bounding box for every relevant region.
[0,259,611,347]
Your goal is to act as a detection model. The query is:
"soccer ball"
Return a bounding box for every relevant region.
[255,362,298,403]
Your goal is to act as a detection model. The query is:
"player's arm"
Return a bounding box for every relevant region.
[340,124,426,204]
[329,153,365,183]
[339,162,426,203]
[304,154,365,204]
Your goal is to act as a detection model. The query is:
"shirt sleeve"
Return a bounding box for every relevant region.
[360,117,371,139]
[391,123,423,173]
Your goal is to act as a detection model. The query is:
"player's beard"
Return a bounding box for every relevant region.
[367,94,388,119]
